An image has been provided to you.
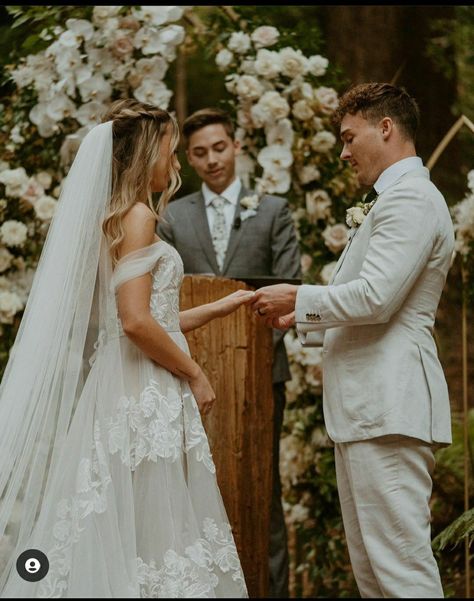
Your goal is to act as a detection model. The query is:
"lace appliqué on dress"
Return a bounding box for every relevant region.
[106,378,184,470]
[136,518,246,598]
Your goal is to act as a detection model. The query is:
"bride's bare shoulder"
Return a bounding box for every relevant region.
[119,203,157,257]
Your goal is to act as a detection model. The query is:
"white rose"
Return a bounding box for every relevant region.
[257,91,290,122]
[34,195,57,221]
[1,221,28,247]
[322,223,349,254]
[257,145,293,171]
[240,59,257,75]
[279,47,308,79]
[0,247,13,273]
[216,48,234,70]
[36,171,53,190]
[235,75,264,101]
[346,206,366,228]
[292,99,314,121]
[0,168,29,198]
[305,190,331,222]
[249,104,268,128]
[300,82,314,101]
[254,49,281,79]
[311,130,336,153]
[251,26,280,49]
[320,261,337,285]
[315,86,339,114]
[308,55,329,77]
[228,32,251,54]
[298,165,321,185]
[265,119,294,147]
[21,177,44,205]
[0,290,24,323]
[110,33,134,59]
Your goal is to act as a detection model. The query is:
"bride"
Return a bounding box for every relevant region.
[0,99,251,597]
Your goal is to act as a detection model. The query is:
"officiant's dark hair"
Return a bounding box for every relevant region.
[182,108,235,147]
[332,83,420,142]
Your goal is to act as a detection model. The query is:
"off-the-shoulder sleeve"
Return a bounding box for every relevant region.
[110,242,167,292]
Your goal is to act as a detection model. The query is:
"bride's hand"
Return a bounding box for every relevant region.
[213,290,255,318]
[189,368,216,415]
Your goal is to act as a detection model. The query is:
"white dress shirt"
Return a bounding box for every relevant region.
[202,177,242,243]
[373,156,423,194]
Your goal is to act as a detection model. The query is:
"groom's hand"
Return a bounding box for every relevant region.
[268,311,295,330]
[251,284,298,322]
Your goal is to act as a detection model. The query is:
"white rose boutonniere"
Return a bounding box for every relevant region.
[240,194,260,222]
[345,194,378,229]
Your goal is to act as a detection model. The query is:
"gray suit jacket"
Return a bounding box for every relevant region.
[157,185,301,383]
[295,167,454,444]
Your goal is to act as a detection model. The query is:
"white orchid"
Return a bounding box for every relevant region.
[265,118,294,148]
[133,79,172,108]
[257,145,293,171]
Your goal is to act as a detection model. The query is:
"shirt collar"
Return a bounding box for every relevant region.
[373,156,423,195]
[202,177,242,207]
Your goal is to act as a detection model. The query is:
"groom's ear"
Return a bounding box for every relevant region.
[380,117,394,141]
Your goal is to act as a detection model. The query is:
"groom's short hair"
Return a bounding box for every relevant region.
[183,108,235,147]
[332,83,420,142]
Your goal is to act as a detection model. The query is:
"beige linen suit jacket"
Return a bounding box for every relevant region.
[295,166,455,444]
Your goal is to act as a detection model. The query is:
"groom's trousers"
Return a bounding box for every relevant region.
[335,434,444,598]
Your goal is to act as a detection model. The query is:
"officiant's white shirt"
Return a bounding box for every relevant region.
[202,176,241,242]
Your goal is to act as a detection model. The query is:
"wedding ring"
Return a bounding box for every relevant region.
[257,308,265,316]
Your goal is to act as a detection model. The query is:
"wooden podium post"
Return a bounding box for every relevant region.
[180,275,274,598]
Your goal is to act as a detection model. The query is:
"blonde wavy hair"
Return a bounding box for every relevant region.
[101,99,181,265]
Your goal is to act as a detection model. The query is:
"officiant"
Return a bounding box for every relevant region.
[157,107,301,598]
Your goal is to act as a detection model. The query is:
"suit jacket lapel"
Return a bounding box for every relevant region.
[330,227,360,284]
[221,185,247,275]
[188,192,220,274]
[330,167,430,285]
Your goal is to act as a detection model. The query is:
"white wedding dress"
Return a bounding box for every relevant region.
[1,239,248,598]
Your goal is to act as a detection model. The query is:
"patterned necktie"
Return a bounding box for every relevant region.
[210,196,228,271]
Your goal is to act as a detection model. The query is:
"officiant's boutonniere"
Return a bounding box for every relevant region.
[345,195,378,229]
[240,194,261,222]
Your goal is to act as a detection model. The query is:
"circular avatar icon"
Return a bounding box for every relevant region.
[16,549,49,582]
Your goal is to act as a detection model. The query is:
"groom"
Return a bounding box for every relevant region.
[157,107,301,598]
[251,83,454,597]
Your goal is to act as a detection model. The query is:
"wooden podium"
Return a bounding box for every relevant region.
[180,275,274,598]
